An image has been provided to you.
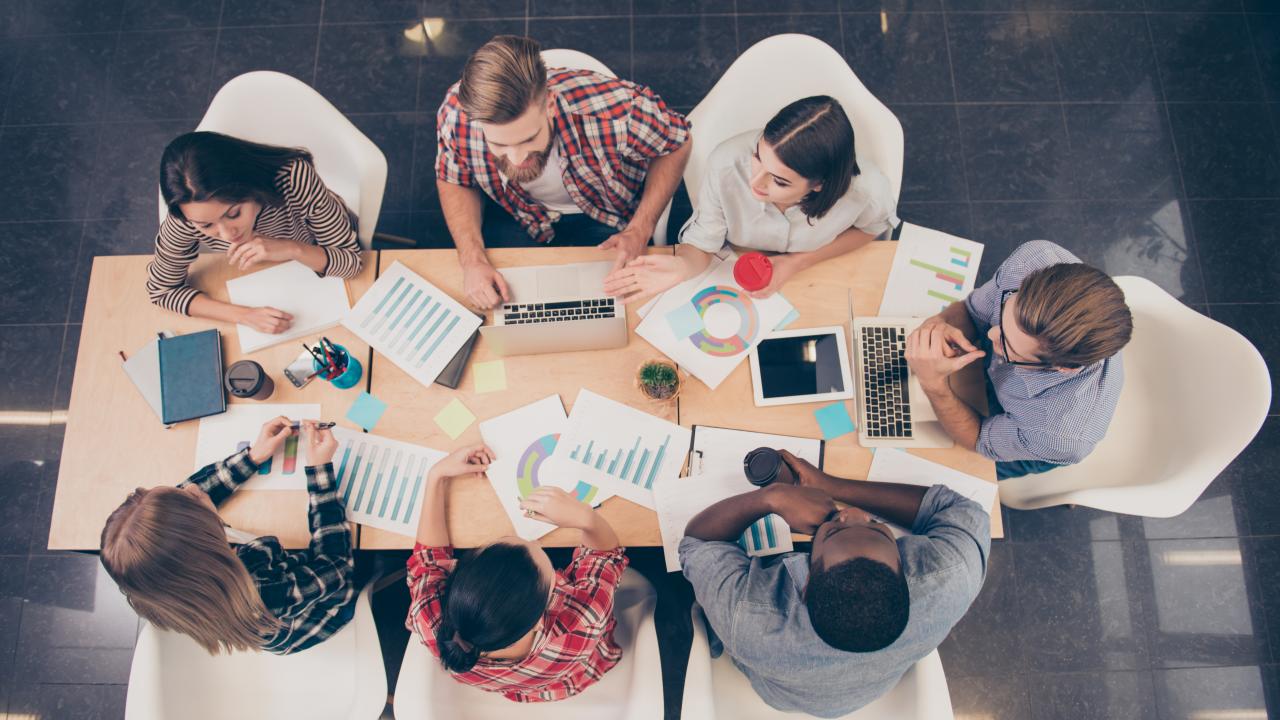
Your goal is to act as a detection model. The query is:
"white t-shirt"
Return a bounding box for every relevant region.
[515,142,581,216]
[679,130,899,254]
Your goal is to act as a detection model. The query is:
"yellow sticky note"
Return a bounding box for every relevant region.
[473,360,507,394]
[434,398,476,440]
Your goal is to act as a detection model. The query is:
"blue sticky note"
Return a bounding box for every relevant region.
[814,402,856,440]
[346,391,388,432]
[775,308,800,330]
[664,302,704,339]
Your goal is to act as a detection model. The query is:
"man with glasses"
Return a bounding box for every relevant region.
[904,240,1133,479]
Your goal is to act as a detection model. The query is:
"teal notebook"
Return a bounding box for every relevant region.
[158,329,226,425]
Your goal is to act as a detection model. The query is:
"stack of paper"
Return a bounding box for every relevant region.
[330,427,447,538]
[879,223,984,317]
[867,448,997,521]
[226,260,351,353]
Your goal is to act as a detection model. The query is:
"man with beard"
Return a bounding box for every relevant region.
[435,35,691,309]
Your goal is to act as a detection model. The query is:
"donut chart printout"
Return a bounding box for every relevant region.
[637,253,795,390]
[330,428,447,538]
[478,395,612,540]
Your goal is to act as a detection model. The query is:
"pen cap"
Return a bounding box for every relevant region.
[733,252,773,292]
[225,360,275,401]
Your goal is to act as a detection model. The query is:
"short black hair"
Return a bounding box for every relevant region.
[806,557,909,653]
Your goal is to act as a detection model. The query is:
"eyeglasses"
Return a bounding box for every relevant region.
[998,290,1053,368]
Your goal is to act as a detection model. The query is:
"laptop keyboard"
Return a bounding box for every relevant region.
[860,325,913,440]
[499,298,616,325]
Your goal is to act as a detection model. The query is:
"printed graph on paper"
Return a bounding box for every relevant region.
[879,223,984,317]
[330,428,447,537]
[342,261,482,389]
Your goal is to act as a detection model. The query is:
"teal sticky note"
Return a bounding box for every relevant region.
[664,302,704,339]
[346,391,388,432]
[814,402,856,440]
[775,308,800,330]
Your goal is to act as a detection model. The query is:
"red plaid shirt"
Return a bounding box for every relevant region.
[435,69,690,243]
[407,543,629,703]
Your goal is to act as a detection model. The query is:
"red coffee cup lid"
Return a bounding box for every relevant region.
[734,252,773,292]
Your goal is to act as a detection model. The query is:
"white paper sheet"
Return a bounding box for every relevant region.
[225,260,351,353]
[879,223,985,317]
[329,427,447,538]
[866,448,998,520]
[551,389,691,511]
[341,261,482,389]
[636,253,795,390]
[477,395,613,541]
[654,427,822,572]
[194,404,321,490]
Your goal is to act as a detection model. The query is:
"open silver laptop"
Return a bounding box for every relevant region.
[851,315,954,449]
[478,261,627,356]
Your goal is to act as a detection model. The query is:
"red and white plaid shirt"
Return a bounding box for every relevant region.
[435,69,690,243]
[407,543,629,703]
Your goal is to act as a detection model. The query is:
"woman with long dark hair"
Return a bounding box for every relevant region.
[406,445,629,702]
[605,95,898,299]
[147,131,363,333]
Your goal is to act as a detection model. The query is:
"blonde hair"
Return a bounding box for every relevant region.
[100,487,281,654]
[457,35,547,124]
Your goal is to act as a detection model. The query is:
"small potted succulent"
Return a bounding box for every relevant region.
[636,359,681,401]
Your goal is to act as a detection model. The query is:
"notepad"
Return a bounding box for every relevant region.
[226,260,351,353]
[158,329,226,425]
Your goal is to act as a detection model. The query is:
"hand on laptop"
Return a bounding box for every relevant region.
[906,324,985,391]
[603,255,685,302]
[462,260,511,310]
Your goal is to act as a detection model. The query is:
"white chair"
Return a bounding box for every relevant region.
[124,581,387,720]
[542,49,673,246]
[393,569,663,720]
[157,70,391,249]
[681,605,954,720]
[1000,276,1271,515]
[685,34,905,209]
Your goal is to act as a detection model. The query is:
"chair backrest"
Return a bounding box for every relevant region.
[685,34,904,208]
[999,276,1271,516]
[682,605,953,719]
[542,49,615,78]
[124,583,386,720]
[156,71,387,249]
[394,569,661,720]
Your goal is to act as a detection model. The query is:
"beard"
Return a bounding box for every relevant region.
[496,149,550,184]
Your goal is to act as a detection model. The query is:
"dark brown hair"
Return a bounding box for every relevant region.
[160,131,311,221]
[457,35,547,124]
[1015,263,1133,368]
[762,96,859,221]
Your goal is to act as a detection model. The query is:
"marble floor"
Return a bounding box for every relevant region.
[0,0,1278,718]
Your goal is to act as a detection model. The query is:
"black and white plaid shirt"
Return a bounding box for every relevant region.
[180,448,357,655]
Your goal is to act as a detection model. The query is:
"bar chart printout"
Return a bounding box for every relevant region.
[330,427,447,537]
[341,261,483,390]
[878,223,985,317]
[554,389,691,511]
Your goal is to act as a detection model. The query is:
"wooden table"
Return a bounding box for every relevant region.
[362,247,677,549]
[679,242,1003,538]
[49,253,376,550]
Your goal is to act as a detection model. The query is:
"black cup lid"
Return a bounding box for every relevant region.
[744,447,781,483]
[225,360,264,396]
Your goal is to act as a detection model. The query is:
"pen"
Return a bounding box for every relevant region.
[117,350,127,362]
[289,421,336,430]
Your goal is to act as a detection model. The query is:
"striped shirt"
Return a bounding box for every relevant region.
[436,69,690,243]
[407,544,629,703]
[180,448,356,655]
[964,240,1125,465]
[146,158,363,315]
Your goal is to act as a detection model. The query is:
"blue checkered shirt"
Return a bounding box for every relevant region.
[181,448,356,654]
[964,240,1125,465]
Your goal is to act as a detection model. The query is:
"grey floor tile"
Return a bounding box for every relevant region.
[210,24,320,92]
[105,29,217,121]
[1191,199,1280,303]
[1032,670,1159,720]
[529,16,632,80]
[315,23,421,115]
[1206,307,1280,418]
[6,682,128,720]
[5,33,115,125]
[937,543,1026,677]
[1065,103,1181,203]
[958,105,1073,202]
[1051,12,1161,102]
[0,221,82,324]
[1148,13,1266,102]
[947,674,1033,720]
[840,12,952,104]
[632,15,735,109]
[896,105,967,203]
[946,12,1059,103]
[1153,666,1270,720]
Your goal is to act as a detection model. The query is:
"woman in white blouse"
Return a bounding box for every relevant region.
[604,96,897,299]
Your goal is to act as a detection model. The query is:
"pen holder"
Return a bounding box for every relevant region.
[314,343,362,390]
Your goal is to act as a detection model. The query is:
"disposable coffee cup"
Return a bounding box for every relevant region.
[733,252,774,292]
[743,447,796,487]
[225,360,275,401]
